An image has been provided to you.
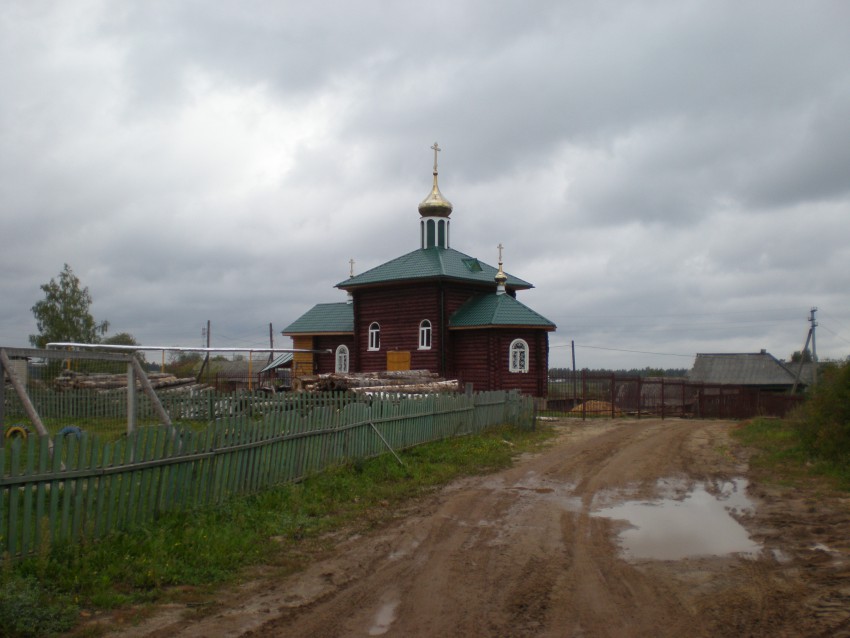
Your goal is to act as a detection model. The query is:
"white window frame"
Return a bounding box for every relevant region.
[368,322,381,351]
[419,319,432,350]
[509,339,529,373]
[335,344,349,373]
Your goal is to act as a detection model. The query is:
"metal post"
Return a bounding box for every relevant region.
[0,353,5,445]
[581,371,587,421]
[0,348,51,448]
[637,375,642,419]
[131,357,172,427]
[127,362,137,435]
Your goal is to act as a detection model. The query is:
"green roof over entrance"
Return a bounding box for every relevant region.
[336,247,533,290]
[282,302,353,335]
[449,293,555,329]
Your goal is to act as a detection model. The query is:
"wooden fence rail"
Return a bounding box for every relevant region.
[1,390,533,561]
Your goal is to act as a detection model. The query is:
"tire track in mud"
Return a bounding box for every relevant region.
[101,419,850,638]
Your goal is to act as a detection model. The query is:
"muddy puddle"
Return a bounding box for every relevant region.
[592,477,762,560]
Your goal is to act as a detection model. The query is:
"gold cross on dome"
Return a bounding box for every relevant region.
[349,258,355,278]
[431,142,441,173]
[497,243,504,263]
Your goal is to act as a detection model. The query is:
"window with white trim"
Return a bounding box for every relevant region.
[419,319,432,350]
[509,339,529,373]
[335,344,349,373]
[368,322,380,351]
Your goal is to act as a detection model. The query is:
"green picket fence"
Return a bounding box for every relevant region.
[1,390,533,561]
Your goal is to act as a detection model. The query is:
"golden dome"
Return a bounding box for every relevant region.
[418,142,453,218]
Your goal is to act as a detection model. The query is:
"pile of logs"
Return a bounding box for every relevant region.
[53,370,201,392]
[296,370,459,394]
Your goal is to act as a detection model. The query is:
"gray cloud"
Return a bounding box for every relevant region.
[2,0,849,367]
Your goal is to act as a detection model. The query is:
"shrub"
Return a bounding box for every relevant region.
[0,575,78,637]
[791,361,850,462]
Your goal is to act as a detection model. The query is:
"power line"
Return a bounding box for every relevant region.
[551,343,694,358]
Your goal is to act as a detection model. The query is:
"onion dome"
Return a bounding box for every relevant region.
[495,243,507,294]
[418,142,453,218]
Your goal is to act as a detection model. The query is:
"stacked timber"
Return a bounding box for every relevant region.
[299,370,459,394]
[53,371,200,392]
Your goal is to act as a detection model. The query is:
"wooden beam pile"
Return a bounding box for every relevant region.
[299,370,459,394]
[53,371,199,392]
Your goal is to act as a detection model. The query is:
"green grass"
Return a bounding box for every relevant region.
[733,417,850,489]
[0,422,556,637]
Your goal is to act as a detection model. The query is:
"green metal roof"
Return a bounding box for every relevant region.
[260,352,293,373]
[336,247,533,290]
[449,293,556,329]
[282,302,353,335]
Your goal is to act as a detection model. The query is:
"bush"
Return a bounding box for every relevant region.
[791,362,850,462]
[0,575,78,637]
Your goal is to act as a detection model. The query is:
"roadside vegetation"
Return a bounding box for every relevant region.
[0,422,556,637]
[735,360,850,488]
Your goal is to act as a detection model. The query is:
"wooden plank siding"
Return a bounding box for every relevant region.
[355,284,444,374]
[1,390,534,562]
[314,335,356,373]
[345,280,550,394]
[450,328,549,396]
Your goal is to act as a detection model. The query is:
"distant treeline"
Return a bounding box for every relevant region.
[548,367,689,378]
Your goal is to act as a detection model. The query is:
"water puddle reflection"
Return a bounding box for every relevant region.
[592,478,761,560]
[368,591,400,636]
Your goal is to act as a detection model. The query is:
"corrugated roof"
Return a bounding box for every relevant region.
[260,352,293,373]
[688,352,800,386]
[336,247,533,290]
[282,302,354,335]
[449,293,555,329]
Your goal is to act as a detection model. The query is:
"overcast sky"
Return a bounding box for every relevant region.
[2,0,849,370]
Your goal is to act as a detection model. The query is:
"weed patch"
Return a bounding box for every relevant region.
[1,422,556,634]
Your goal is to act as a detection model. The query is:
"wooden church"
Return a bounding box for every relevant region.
[282,144,555,396]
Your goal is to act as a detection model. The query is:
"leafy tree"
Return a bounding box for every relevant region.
[102,332,148,363]
[29,264,109,348]
[102,332,138,347]
[790,349,813,363]
[791,361,850,462]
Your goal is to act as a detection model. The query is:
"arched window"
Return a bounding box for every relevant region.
[335,345,349,373]
[509,339,529,373]
[368,322,381,351]
[419,319,432,350]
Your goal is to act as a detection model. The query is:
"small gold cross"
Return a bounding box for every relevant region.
[431,142,441,173]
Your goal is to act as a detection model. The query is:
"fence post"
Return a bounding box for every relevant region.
[131,358,172,428]
[637,376,642,419]
[610,372,615,419]
[127,362,137,435]
[0,348,50,443]
[581,371,587,421]
[661,378,666,420]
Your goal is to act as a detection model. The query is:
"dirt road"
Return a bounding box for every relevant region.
[105,419,850,637]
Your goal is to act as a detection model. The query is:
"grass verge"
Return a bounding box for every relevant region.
[1,421,557,637]
[733,417,850,490]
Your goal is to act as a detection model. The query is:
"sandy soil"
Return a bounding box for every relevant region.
[98,418,850,637]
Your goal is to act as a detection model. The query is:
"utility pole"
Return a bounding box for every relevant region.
[809,307,818,364]
[268,323,274,363]
[197,320,211,383]
[791,307,817,393]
